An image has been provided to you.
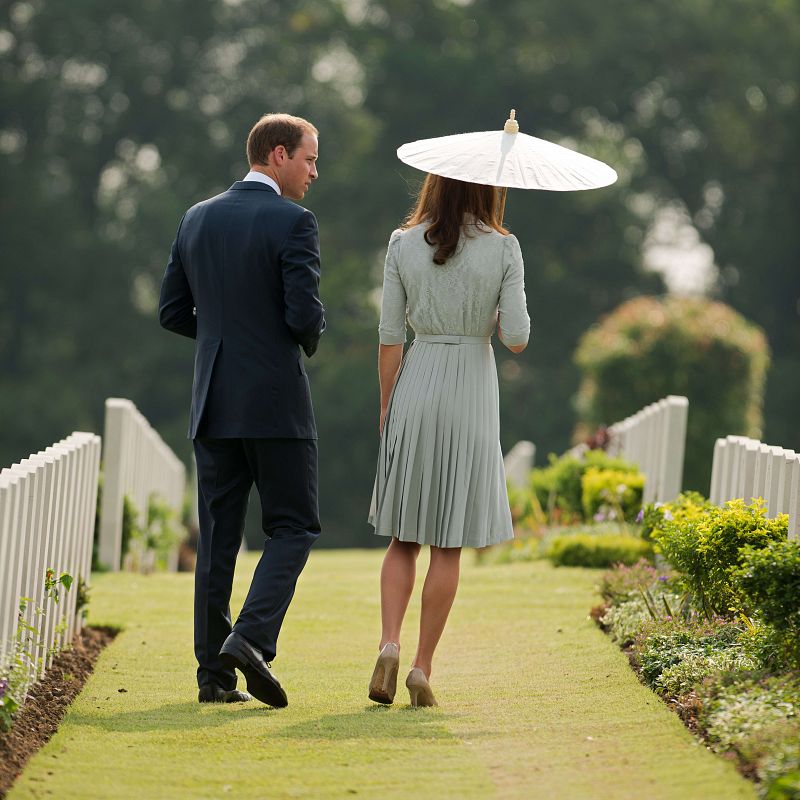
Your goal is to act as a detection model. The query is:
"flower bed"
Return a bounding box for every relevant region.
[594,495,800,798]
[478,521,653,569]
[489,448,651,569]
[0,626,117,796]
[509,448,645,530]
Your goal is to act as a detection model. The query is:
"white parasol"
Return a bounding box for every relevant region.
[397,110,618,217]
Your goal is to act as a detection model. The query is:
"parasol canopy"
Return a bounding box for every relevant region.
[397,110,617,192]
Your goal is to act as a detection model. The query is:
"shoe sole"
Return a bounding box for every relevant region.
[223,691,252,703]
[368,653,399,705]
[197,690,250,704]
[198,690,224,704]
[220,641,288,708]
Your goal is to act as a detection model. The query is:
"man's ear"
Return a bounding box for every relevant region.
[272,145,286,165]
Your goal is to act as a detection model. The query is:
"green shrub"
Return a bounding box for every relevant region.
[92,471,104,571]
[545,532,652,568]
[0,664,18,732]
[599,558,669,603]
[601,589,683,646]
[700,675,800,792]
[480,522,629,567]
[118,493,187,573]
[476,535,540,566]
[507,482,545,534]
[539,521,628,550]
[650,499,788,618]
[733,539,800,668]
[529,449,640,523]
[581,467,645,522]
[632,617,752,688]
[654,649,761,698]
[639,491,712,543]
[530,453,584,521]
[145,494,186,569]
[574,295,770,492]
[601,595,653,645]
[766,770,800,800]
[120,494,138,569]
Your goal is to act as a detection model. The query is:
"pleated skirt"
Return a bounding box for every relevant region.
[368,335,514,548]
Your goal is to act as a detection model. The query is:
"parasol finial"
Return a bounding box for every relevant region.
[503,109,519,134]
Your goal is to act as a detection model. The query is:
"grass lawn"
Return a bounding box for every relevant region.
[9,550,756,799]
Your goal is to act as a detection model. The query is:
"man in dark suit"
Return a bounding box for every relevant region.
[158,113,325,707]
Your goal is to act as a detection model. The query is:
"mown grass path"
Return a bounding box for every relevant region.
[10,551,755,799]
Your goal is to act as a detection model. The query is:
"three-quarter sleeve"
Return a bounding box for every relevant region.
[498,234,531,346]
[378,229,408,344]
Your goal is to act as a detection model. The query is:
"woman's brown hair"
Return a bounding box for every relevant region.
[403,174,508,265]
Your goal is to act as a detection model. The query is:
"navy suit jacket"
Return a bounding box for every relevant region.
[158,182,325,439]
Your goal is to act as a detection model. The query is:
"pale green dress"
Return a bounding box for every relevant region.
[368,222,530,548]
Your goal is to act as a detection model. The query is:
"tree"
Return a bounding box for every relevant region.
[575,296,769,490]
[2,0,797,543]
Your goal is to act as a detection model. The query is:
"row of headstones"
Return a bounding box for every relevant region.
[97,398,187,572]
[0,433,101,692]
[605,395,689,504]
[503,397,690,505]
[710,435,800,538]
[504,441,537,489]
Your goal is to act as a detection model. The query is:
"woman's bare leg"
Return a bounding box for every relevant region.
[412,545,462,677]
[380,537,421,650]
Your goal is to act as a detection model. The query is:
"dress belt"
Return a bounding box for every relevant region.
[414,334,491,345]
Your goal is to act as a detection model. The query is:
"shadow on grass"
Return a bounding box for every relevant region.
[67,701,283,732]
[270,706,457,741]
[70,702,456,741]
[67,702,455,740]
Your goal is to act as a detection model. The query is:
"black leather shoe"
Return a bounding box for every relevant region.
[219,631,288,708]
[198,685,252,703]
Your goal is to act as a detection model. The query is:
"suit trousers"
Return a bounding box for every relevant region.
[193,437,321,690]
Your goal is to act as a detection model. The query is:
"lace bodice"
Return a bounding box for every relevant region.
[378,223,530,346]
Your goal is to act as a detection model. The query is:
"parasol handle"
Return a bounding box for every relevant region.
[504,109,519,134]
[498,187,508,225]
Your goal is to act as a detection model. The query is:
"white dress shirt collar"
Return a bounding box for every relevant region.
[243,170,281,195]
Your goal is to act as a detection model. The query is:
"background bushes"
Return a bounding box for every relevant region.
[546,532,651,568]
[649,499,787,618]
[574,296,770,493]
[527,449,642,525]
[581,467,644,522]
[733,539,800,666]
[595,489,800,796]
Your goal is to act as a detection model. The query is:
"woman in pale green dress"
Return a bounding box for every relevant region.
[368,174,530,707]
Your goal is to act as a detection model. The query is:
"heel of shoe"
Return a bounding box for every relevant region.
[219,638,247,671]
[368,643,399,704]
[405,668,437,708]
[408,686,421,708]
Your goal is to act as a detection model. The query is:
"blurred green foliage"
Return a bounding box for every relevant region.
[639,490,712,543]
[545,531,652,568]
[530,449,640,523]
[1,0,797,545]
[581,466,645,522]
[733,539,800,667]
[650,498,788,618]
[700,675,800,795]
[575,295,770,491]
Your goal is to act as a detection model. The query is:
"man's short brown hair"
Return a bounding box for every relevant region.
[246,113,318,167]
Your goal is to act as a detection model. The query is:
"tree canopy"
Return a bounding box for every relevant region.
[1,0,797,544]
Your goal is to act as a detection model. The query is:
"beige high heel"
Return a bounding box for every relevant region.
[369,643,400,704]
[406,668,438,708]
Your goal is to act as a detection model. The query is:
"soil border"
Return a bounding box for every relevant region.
[0,625,118,798]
